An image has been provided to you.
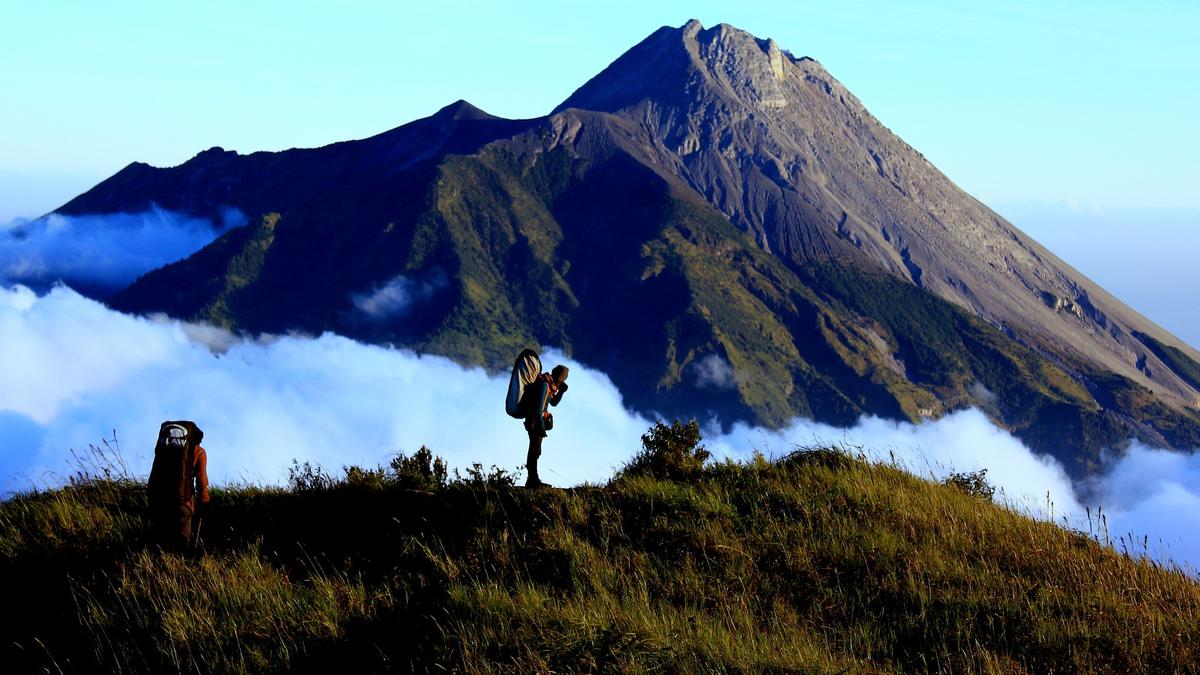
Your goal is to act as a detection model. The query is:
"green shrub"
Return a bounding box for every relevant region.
[620,419,711,481]
[287,460,335,492]
[943,468,996,500]
[780,445,864,471]
[390,445,449,491]
[453,462,518,490]
[342,465,388,490]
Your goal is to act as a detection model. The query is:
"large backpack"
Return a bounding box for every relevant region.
[505,349,542,418]
[148,420,202,509]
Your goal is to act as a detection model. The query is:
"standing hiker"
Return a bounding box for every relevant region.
[504,350,569,488]
[523,364,569,488]
[147,421,210,549]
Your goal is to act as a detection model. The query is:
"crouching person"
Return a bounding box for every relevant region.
[147,421,210,550]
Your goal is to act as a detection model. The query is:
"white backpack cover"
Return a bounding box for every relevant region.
[506,349,542,418]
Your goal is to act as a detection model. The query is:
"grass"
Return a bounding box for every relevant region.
[3,428,1198,673]
[1134,331,1200,393]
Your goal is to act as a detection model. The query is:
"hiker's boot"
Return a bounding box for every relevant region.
[525,438,543,488]
[525,463,551,488]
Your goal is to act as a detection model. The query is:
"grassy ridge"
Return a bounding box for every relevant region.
[1135,331,1200,394]
[2,430,1197,673]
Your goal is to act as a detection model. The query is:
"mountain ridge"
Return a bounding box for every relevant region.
[51,20,1200,476]
[554,20,1200,404]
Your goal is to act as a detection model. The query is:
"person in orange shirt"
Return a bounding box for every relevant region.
[187,440,211,546]
[148,421,210,549]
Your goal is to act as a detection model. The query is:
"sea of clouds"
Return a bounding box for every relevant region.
[0,209,1197,572]
[0,207,242,295]
[2,284,1198,571]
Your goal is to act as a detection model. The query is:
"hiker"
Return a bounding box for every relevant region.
[147,421,210,549]
[521,364,569,488]
[505,350,570,487]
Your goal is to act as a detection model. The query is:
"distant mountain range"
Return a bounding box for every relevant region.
[57,20,1200,477]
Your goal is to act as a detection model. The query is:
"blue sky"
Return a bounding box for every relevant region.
[3,0,1197,213]
[1,0,1197,342]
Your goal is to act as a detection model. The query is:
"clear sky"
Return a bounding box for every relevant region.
[3,0,1197,217]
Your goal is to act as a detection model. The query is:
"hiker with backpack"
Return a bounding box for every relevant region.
[147,421,210,549]
[505,349,569,488]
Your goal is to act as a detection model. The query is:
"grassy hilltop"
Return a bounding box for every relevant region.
[2,423,1198,673]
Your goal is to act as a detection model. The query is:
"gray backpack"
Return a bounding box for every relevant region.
[505,349,542,418]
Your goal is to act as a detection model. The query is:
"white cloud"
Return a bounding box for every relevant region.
[709,412,1200,572]
[350,271,446,321]
[967,381,997,407]
[692,353,737,390]
[0,285,647,491]
[146,313,262,355]
[0,207,243,295]
[1,285,1198,573]
[1084,445,1200,567]
[0,285,186,424]
[707,409,1082,515]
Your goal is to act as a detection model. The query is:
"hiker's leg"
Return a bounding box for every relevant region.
[151,509,171,545]
[177,505,193,549]
[526,432,543,483]
[151,504,181,548]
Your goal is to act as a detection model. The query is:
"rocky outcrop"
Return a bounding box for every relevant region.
[1041,292,1084,317]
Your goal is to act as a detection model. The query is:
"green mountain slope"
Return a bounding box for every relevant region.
[104,118,1200,475]
[3,440,1197,673]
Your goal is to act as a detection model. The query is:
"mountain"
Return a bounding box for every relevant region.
[56,20,1200,476]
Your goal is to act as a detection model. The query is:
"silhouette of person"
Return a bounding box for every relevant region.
[522,365,568,488]
[147,421,210,549]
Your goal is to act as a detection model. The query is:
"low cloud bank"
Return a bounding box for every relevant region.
[709,414,1200,571]
[0,207,243,295]
[1,285,1197,571]
[0,285,649,491]
[350,271,447,321]
[692,353,738,390]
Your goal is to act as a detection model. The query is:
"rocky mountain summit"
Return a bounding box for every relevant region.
[56,20,1200,476]
[556,20,1199,407]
